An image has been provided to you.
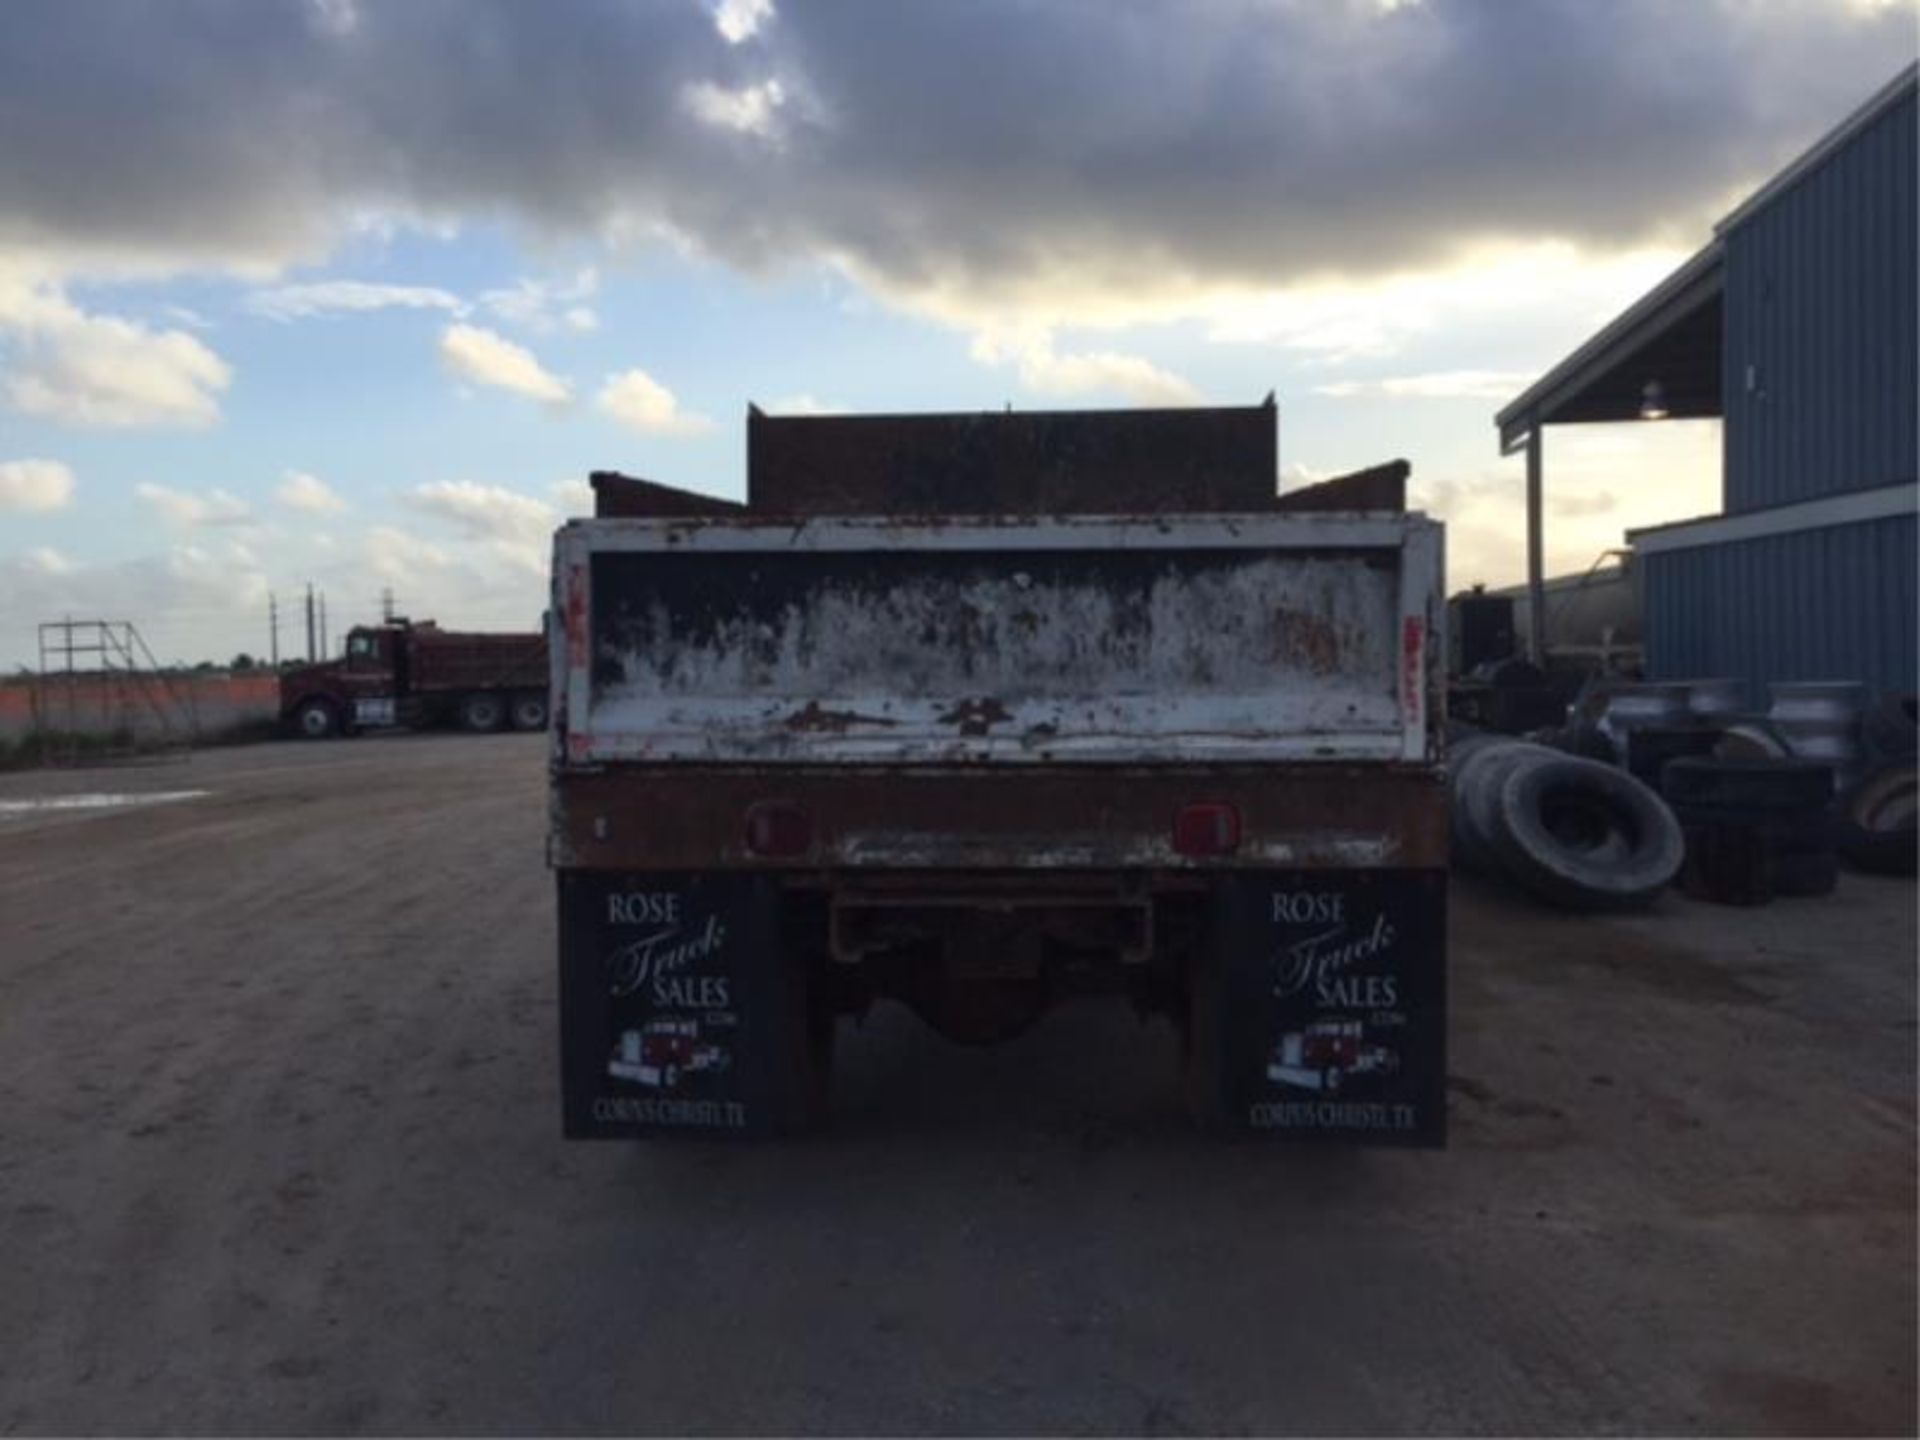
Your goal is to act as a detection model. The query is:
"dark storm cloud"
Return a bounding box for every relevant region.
[0,0,1906,300]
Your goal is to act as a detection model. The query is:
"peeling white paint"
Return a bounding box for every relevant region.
[587,545,1410,764]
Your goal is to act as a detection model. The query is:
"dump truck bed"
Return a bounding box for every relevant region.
[409,631,548,694]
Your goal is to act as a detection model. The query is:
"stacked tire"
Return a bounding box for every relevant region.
[1450,734,1684,911]
[1835,692,1918,877]
[1661,757,1838,904]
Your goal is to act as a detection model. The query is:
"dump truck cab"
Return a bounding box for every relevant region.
[278,621,415,737]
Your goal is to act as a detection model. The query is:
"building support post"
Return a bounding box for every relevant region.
[1526,426,1546,665]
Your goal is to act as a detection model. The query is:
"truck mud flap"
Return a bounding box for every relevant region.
[1198,869,1446,1145]
[558,870,806,1138]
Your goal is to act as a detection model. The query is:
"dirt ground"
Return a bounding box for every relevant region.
[0,734,1913,1436]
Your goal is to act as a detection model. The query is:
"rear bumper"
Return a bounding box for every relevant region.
[549,763,1447,872]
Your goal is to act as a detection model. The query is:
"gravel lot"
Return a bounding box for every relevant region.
[1,734,1913,1436]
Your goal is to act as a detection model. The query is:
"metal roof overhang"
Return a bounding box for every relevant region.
[1496,244,1726,454]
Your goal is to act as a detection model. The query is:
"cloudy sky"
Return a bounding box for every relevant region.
[0,0,1910,667]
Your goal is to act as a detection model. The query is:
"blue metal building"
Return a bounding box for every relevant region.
[1495,65,1918,703]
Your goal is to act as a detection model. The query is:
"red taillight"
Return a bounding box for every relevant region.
[745,801,813,858]
[1172,802,1241,857]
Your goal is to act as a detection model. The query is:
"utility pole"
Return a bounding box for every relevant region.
[305,583,316,663]
[381,586,394,623]
[319,592,328,658]
[269,593,279,666]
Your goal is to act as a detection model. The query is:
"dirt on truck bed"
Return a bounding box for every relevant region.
[0,734,1913,1436]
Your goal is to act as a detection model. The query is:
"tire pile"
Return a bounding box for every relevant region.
[1451,689,1918,909]
[1449,733,1684,911]
[1664,756,1841,903]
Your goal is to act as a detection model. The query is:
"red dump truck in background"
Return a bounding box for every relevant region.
[551,400,1448,1141]
[279,618,549,738]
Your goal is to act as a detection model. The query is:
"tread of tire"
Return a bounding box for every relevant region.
[1486,756,1683,910]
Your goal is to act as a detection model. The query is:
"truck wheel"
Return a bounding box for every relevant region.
[292,698,339,739]
[509,691,549,731]
[460,693,505,733]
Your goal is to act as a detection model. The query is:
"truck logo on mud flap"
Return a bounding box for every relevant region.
[1267,1018,1399,1094]
[1231,871,1443,1144]
[608,1018,732,1090]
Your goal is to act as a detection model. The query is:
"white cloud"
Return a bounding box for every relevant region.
[0,507,553,669]
[0,458,76,512]
[1551,490,1619,519]
[767,394,841,415]
[364,523,453,580]
[23,545,73,574]
[245,280,467,322]
[0,268,232,429]
[683,79,787,140]
[1412,421,1722,590]
[1279,461,1328,489]
[971,331,1201,407]
[404,479,558,575]
[438,323,570,403]
[1314,370,1539,401]
[596,368,713,435]
[712,0,774,44]
[0,3,1900,327]
[135,481,253,527]
[276,470,347,513]
[406,479,552,542]
[1202,243,1688,366]
[0,541,271,669]
[549,477,596,515]
[307,0,359,38]
[480,269,599,333]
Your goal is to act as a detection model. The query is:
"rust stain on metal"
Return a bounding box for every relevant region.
[784,700,900,733]
[554,765,1448,872]
[1270,607,1341,674]
[937,696,1012,736]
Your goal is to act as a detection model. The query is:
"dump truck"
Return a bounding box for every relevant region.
[550,401,1448,1140]
[279,618,549,738]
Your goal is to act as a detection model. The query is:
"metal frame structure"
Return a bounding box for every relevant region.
[33,620,193,766]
